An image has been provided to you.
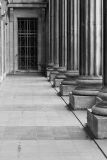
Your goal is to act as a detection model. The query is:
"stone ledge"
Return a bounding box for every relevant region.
[87,109,107,139]
[8,3,48,8]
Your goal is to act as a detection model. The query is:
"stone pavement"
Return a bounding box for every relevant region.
[0,73,106,160]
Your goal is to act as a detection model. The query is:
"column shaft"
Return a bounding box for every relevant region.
[80,0,89,75]
[89,0,95,75]
[69,0,103,110]
[54,0,59,68]
[67,0,74,70]
[47,0,55,77]
[59,0,66,68]
[87,0,107,139]
[53,0,68,86]
[51,0,55,66]
[74,0,79,71]
[60,0,79,96]
[48,0,52,67]
[49,0,61,81]
[67,0,79,72]
[80,0,102,76]
[95,0,103,76]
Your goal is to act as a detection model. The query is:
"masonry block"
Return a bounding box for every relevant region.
[69,93,96,110]
[87,109,107,139]
[53,78,64,87]
[60,84,76,96]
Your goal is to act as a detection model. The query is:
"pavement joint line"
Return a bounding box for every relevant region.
[49,81,107,159]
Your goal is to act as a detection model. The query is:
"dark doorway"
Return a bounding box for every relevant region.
[18,18,38,71]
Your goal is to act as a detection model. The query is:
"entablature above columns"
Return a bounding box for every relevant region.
[8,3,48,8]
[7,0,48,8]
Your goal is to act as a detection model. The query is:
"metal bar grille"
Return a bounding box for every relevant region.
[18,18,38,70]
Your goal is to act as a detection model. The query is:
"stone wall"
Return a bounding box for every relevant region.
[9,0,48,3]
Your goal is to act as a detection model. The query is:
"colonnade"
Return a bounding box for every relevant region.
[47,0,107,138]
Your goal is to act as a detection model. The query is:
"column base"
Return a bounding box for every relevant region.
[46,63,54,77]
[69,76,102,109]
[52,67,66,87]
[49,71,59,81]
[69,93,96,110]
[54,75,66,87]
[87,109,107,139]
[60,81,77,96]
[46,68,54,77]
[59,71,79,96]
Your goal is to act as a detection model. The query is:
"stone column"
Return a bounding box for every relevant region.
[50,0,67,82]
[69,0,103,110]
[1,16,4,80]
[60,0,79,95]
[9,8,14,73]
[1,14,7,79]
[53,0,68,87]
[46,0,54,77]
[49,0,60,81]
[87,0,107,139]
[59,0,67,70]
[54,0,59,69]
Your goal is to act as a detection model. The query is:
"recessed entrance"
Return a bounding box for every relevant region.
[18,18,38,71]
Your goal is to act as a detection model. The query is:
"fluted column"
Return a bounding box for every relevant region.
[50,0,67,82]
[54,0,60,69]
[51,0,55,67]
[57,0,67,71]
[48,0,54,67]
[66,0,79,72]
[69,0,103,110]
[87,0,107,139]
[53,0,68,86]
[60,0,79,95]
[46,0,54,77]
[49,0,60,81]
[92,0,106,116]
[79,0,102,77]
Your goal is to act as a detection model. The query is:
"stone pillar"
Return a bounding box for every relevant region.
[1,11,7,80]
[54,0,59,69]
[87,0,107,139]
[1,16,4,80]
[50,0,67,82]
[60,0,79,95]
[69,0,103,110]
[49,0,60,81]
[9,8,14,73]
[59,0,67,70]
[53,0,68,87]
[46,0,54,77]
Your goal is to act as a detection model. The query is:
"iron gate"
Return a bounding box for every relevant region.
[18,18,38,70]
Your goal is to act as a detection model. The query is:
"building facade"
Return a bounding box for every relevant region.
[1,0,107,139]
[1,0,48,76]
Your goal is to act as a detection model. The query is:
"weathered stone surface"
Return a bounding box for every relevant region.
[60,84,77,96]
[11,0,47,3]
[53,78,64,87]
[69,93,96,110]
[46,68,53,77]
[87,109,107,139]
[49,71,58,81]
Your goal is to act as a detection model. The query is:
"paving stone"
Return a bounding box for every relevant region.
[0,74,106,160]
